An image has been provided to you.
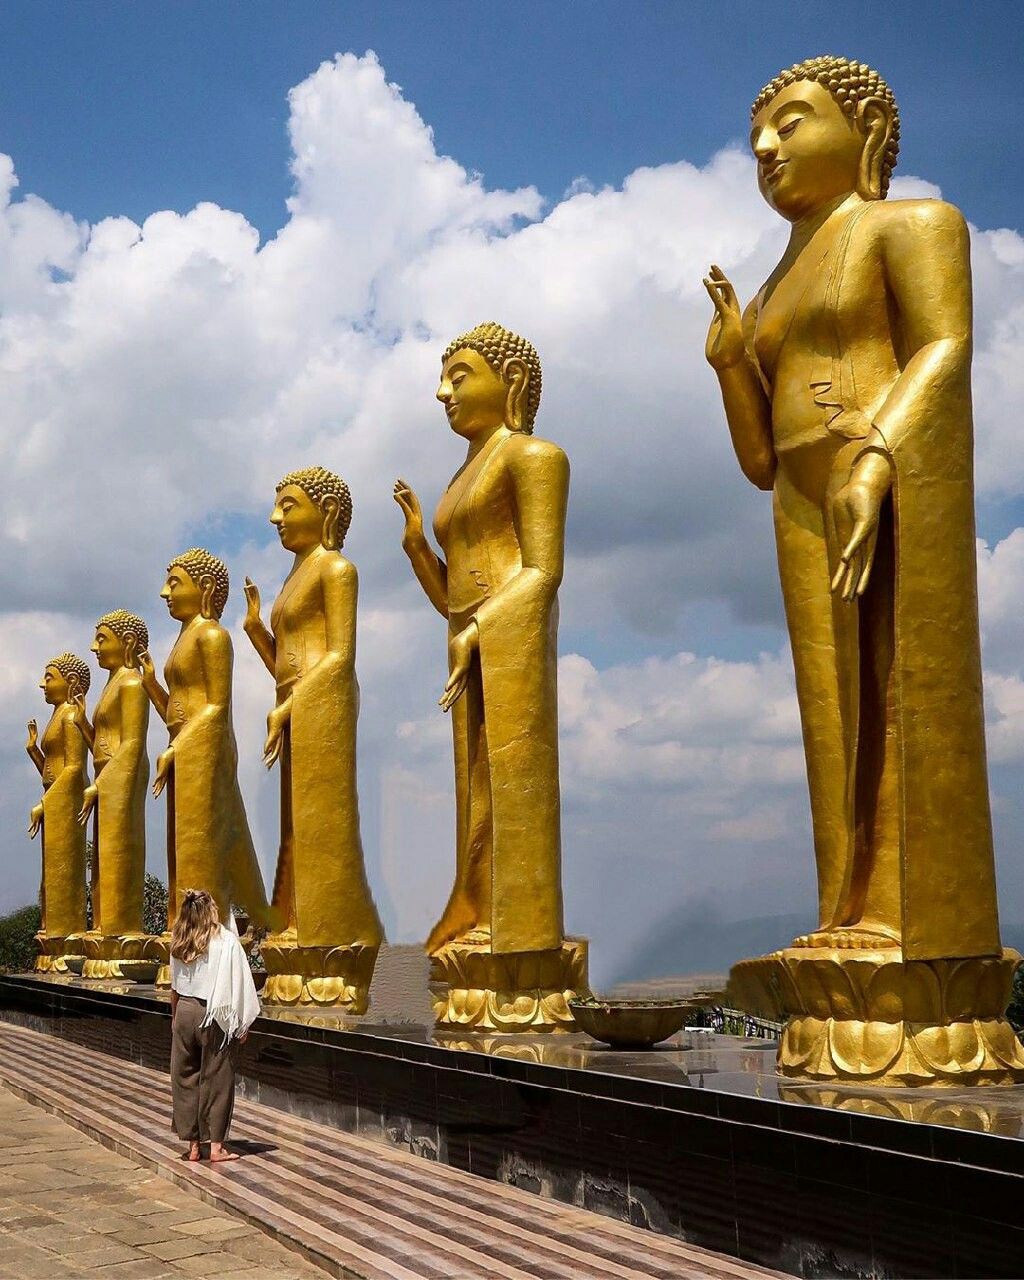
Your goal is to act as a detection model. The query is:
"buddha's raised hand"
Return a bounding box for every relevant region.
[703,265,745,372]
[243,577,262,630]
[25,720,37,750]
[137,650,156,683]
[70,692,87,729]
[393,478,425,547]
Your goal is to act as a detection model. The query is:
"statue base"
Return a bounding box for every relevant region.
[728,946,1024,1086]
[259,934,380,1011]
[33,932,85,973]
[141,933,172,987]
[80,931,152,979]
[429,937,589,1033]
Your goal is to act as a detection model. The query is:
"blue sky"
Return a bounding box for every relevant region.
[1,7,1023,982]
[2,0,1021,239]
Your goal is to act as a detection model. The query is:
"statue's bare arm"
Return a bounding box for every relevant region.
[321,555,357,674]
[394,478,449,617]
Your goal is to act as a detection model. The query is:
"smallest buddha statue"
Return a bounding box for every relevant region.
[243,467,383,1008]
[72,611,151,978]
[26,653,91,971]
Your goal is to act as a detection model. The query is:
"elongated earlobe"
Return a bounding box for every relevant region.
[199,574,217,620]
[856,98,893,200]
[503,357,529,432]
[322,496,340,550]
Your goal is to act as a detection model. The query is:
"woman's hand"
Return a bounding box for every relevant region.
[28,803,43,839]
[153,747,174,798]
[440,621,479,712]
[393,478,425,550]
[25,720,38,751]
[263,699,291,769]
[243,578,262,632]
[78,784,98,827]
[703,264,746,372]
[830,451,893,601]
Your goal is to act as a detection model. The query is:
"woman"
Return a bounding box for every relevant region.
[169,889,259,1162]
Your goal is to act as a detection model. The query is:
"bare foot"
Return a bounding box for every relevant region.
[792,926,900,950]
[186,1142,201,1162]
[209,1144,240,1162]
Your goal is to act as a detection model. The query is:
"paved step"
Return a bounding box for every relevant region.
[0,1021,787,1280]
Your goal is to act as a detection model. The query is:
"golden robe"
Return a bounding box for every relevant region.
[39,704,88,937]
[753,199,999,960]
[268,550,382,947]
[431,428,568,955]
[164,617,269,925]
[90,668,149,936]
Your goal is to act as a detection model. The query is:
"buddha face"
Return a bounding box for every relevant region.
[40,665,70,706]
[437,348,508,440]
[160,564,203,623]
[91,625,124,672]
[751,79,864,221]
[271,485,323,554]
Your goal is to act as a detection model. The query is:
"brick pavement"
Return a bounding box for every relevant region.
[0,1086,325,1279]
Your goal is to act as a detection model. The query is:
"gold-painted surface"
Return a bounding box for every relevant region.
[260,934,379,1011]
[243,468,382,1006]
[80,930,150,979]
[74,612,151,944]
[729,948,1024,1086]
[430,937,588,1032]
[395,323,576,966]
[27,656,91,950]
[140,549,271,930]
[705,57,1013,1079]
[33,932,86,973]
[778,1083,1024,1133]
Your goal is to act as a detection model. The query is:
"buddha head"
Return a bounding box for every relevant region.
[750,56,900,220]
[41,652,91,706]
[438,322,542,438]
[93,610,150,672]
[162,548,230,622]
[272,466,353,553]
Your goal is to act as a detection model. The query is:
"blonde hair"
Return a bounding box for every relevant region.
[169,888,220,964]
[751,56,900,198]
[442,321,542,433]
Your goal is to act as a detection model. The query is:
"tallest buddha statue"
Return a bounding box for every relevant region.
[707,56,1024,1084]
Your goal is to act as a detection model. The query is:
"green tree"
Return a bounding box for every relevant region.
[142,874,168,936]
[0,904,42,973]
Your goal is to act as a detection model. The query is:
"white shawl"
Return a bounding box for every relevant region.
[200,924,260,1048]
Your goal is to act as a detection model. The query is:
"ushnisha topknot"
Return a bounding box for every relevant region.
[96,609,150,653]
[276,466,353,547]
[752,55,900,198]
[442,321,542,434]
[167,547,230,619]
[47,652,91,695]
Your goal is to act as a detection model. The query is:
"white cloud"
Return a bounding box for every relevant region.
[3,52,1024,984]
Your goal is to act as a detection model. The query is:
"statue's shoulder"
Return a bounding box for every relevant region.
[504,432,568,472]
[195,618,231,654]
[320,550,357,586]
[866,197,968,240]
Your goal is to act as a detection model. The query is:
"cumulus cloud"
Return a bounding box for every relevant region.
[3,51,1024,984]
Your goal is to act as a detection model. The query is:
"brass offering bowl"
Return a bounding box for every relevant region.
[569,997,690,1049]
[64,956,86,976]
[117,960,160,984]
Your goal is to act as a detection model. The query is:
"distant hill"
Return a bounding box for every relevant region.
[612,907,1024,987]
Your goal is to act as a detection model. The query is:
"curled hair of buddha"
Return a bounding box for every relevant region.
[168,547,230,620]
[442,321,542,433]
[752,55,900,198]
[47,652,91,695]
[96,609,150,655]
[276,466,353,549]
[169,888,220,964]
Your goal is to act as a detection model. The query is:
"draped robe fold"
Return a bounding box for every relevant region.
[754,200,1000,961]
[432,429,568,956]
[39,705,88,938]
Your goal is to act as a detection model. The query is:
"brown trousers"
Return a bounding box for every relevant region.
[171,996,237,1143]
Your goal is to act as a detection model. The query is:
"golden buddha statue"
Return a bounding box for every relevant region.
[709,56,1024,1084]
[71,611,151,978]
[139,549,271,967]
[242,467,383,1008]
[394,322,587,1030]
[26,653,90,970]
